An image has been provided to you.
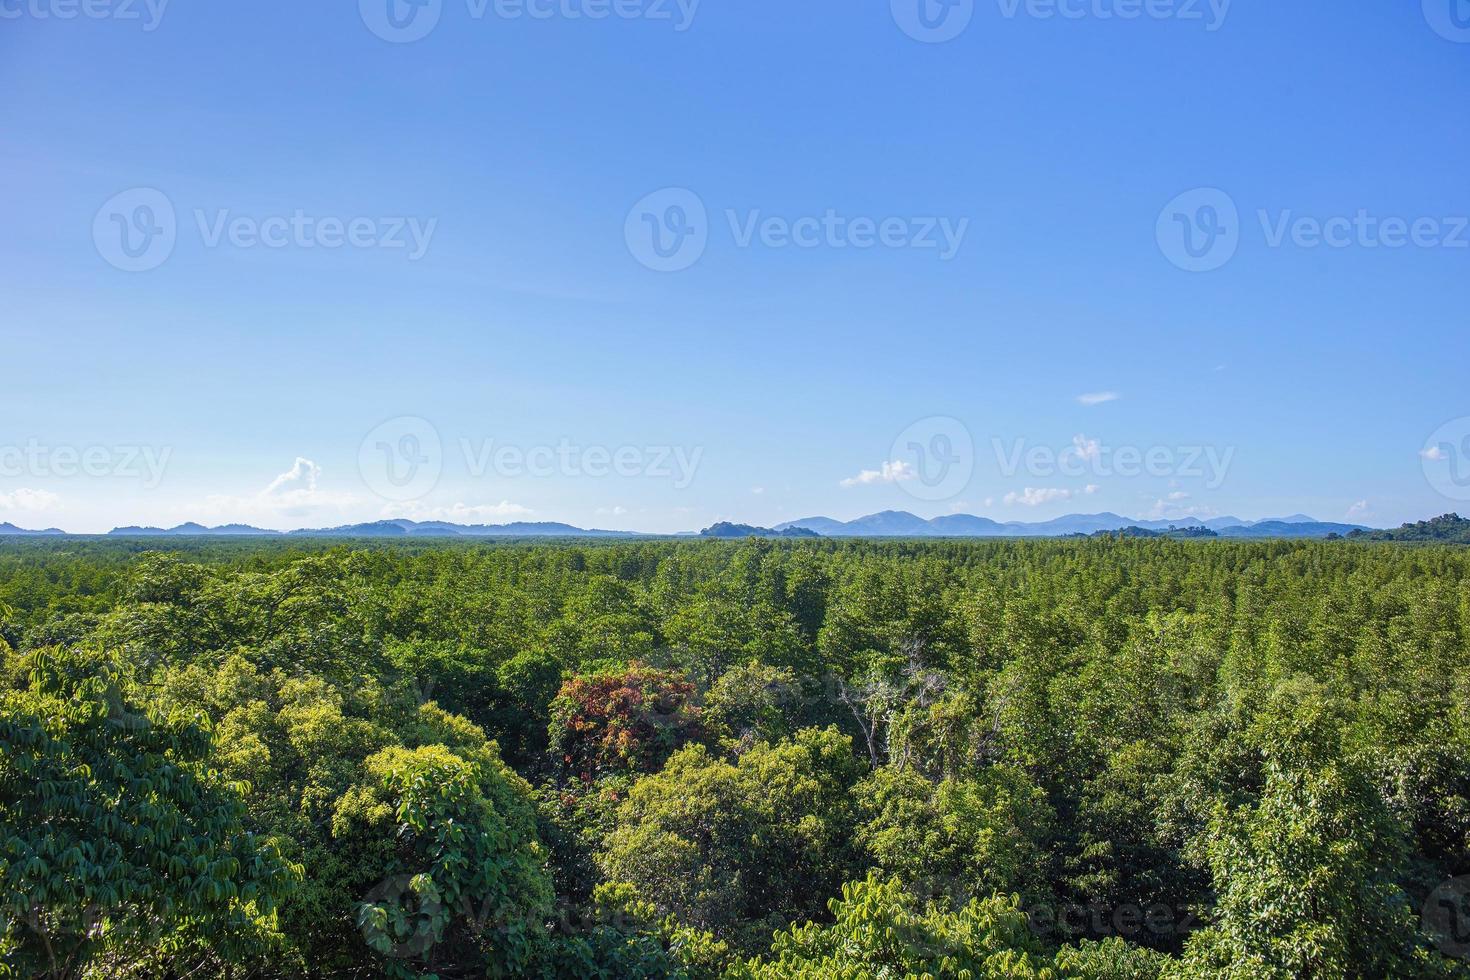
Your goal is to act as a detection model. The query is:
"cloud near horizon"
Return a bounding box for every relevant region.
[841,460,916,488]
[0,488,62,513]
[199,457,360,524]
[1004,485,1099,507]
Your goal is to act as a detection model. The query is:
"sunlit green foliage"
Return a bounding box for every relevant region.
[0,646,297,979]
[1,535,1469,977]
[599,727,865,952]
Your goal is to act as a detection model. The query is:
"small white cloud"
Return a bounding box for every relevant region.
[1004,487,1075,507]
[751,487,765,495]
[983,497,995,508]
[0,488,61,512]
[1347,500,1371,518]
[1421,446,1447,461]
[1084,484,1101,495]
[1076,392,1120,406]
[1069,434,1101,463]
[1167,491,1190,501]
[841,459,916,488]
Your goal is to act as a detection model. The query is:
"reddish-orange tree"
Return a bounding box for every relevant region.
[548,664,704,782]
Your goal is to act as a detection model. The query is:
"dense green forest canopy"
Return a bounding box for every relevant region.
[2,535,1469,978]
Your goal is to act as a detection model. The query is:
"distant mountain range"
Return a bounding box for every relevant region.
[94,519,639,538]
[774,511,1371,539]
[0,522,65,536]
[0,511,1379,539]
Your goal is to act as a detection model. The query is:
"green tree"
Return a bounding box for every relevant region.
[340,742,554,979]
[598,727,865,952]
[0,647,298,979]
[856,763,1054,911]
[1173,683,1460,979]
[728,874,1057,979]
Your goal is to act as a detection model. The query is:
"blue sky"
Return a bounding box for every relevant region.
[1,0,1467,533]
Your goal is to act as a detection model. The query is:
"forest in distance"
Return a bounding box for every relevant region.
[2,534,1469,979]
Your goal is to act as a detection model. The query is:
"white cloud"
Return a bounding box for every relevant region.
[0,488,61,512]
[1070,434,1101,462]
[263,456,320,495]
[388,500,534,523]
[199,457,360,524]
[751,487,765,495]
[1084,484,1101,495]
[840,460,916,488]
[1004,487,1075,507]
[1167,491,1190,501]
[1421,446,1447,461]
[1076,391,1120,406]
[1347,500,1371,519]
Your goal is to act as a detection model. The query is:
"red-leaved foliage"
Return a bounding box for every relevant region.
[547,663,704,783]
